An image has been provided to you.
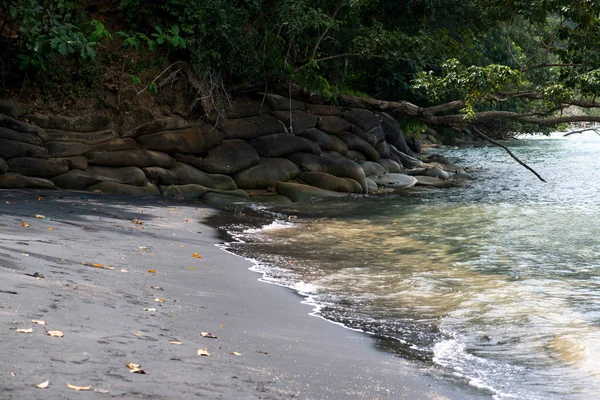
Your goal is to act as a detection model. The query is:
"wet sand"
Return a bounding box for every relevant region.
[0,189,484,399]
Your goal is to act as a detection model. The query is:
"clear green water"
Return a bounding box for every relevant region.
[224,132,600,399]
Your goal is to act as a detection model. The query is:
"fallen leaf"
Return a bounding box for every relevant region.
[35,214,45,219]
[67,383,91,391]
[121,269,128,273]
[10,372,15,377]
[126,362,148,374]
[125,362,140,369]
[92,263,104,268]
[154,298,164,303]
[21,253,29,257]
[93,388,110,394]
[16,328,33,334]
[38,195,45,201]
[200,332,217,339]
[139,246,147,251]
[147,269,157,273]
[230,352,242,356]
[197,348,211,356]
[144,308,157,312]
[46,330,64,338]
[192,253,202,259]
[35,380,50,389]
[130,219,144,225]
[189,267,195,271]
[21,222,29,228]
[220,324,226,328]
[47,228,53,231]
[170,341,182,345]
[31,320,47,325]
[133,332,143,337]
[150,286,163,290]
[179,245,185,248]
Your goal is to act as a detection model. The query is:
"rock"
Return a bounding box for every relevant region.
[0,157,7,174]
[344,150,367,161]
[349,124,377,146]
[380,116,411,154]
[250,133,321,157]
[264,94,305,111]
[316,116,350,134]
[142,162,236,190]
[359,161,387,178]
[389,145,421,169]
[305,104,344,116]
[26,114,111,133]
[300,128,348,154]
[377,158,402,173]
[0,100,33,118]
[61,156,88,170]
[406,136,422,153]
[248,194,292,204]
[298,172,362,193]
[136,125,224,154]
[337,132,380,161]
[414,175,458,188]
[286,152,368,193]
[366,177,378,193]
[160,184,249,199]
[37,129,117,144]
[220,114,286,140]
[175,140,260,175]
[224,99,272,118]
[422,154,453,165]
[322,151,346,159]
[275,181,350,202]
[0,127,44,145]
[343,109,381,132]
[233,158,300,189]
[52,166,148,190]
[0,173,56,189]
[125,117,195,139]
[272,110,318,134]
[373,173,418,190]
[0,114,43,134]
[368,126,386,143]
[87,149,175,168]
[87,181,161,196]
[423,167,451,180]
[0,138,49,159]
[46,138,138,157]
[375,141,390,158]
[7,157,69,179]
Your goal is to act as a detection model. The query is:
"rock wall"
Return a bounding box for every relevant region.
[0,94,461,202]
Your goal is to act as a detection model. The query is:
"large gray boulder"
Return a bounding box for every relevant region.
[348,124,378,146]
[300,128,348,154]
[375,141,390,158]
[0,173,56,189]
[0,127,44,145]
[250,133,321,157]
[86,149,175,169]
[37,129,117,144]
[337,132,380,161]
[272,110,318,134]
[373,173,418,190]
[26,114,111,132]
[377,158,402,173]
[233,158,300,189]
[0,157,8,174]
[125,118,194,139]
[221,114,286,140]
[276,181,349,202]
[298,172,363,193]
[8,157,69,179]
[52,166,148,190]
[316,116,350,134]
[46,138,137,157]
[414,175,458,188]
[136,125,224,154]
[175,140,260,175]
[0,138,49,159]
[359,161,387,178]
[160,184,249,199]
[305,104,344,116]
[264,94,305,111]
[87,181,161,196]
[343,109,381,132]
[60,156,88,170]
[380,113,411,155]
[224,99,272,118]
[142,162,236,190]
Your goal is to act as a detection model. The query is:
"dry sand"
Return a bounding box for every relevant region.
[0,189,485,399]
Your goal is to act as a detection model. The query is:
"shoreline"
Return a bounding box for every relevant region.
[0,189,486,399]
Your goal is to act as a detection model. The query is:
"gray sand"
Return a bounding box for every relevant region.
[0,190,485,399]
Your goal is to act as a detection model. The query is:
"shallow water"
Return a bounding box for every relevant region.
[220,131,600,399]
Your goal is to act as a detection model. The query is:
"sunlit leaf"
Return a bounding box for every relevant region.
[148,269,157,273]
[151,286,163,290]
[133,332,143,337]
[144,308,157,312]
[21,253,29,257]
[35,380,50,389]
[31,320,47,325]
[179,245,185,248]
[197,348,211,356]
[46,330,64,338]
[139,246,147,251]
[21,222,29,227]
[35,214,45,219]
[38,195,45,201]
[67,383,91,391]
[48,228,53,231]
[200,332,217,339]
[16,328,33,334]
[170,341,182,345]
[189,267,195,271]
[154,298,164,303]
[121,269,128,273]
[192,253,202,259]
[230,352,242,356]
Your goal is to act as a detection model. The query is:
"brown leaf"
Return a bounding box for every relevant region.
[133,332,143,337]
[16,328,33,334]
[197,348,211,356]
[21,222,30,228]
[148,269,157,273]
[230,352,242,356]
[35,380,50,389]
[67,383,91,391]
[192,252,202,259]
[46,330,64,338]
[31,320,47,325]
[200,332,217,339]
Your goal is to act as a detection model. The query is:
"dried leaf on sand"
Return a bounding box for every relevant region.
[46,330,64,338]
[31,320,47,325]
[200,332,217,339]
[16,328,33,334]
[67,383,92,391]
[35,380,50,389]
[197,348,211,356]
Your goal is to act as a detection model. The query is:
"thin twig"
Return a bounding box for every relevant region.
[563,128,600,137]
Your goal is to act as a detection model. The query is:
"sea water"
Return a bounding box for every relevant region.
[218,131,600,399]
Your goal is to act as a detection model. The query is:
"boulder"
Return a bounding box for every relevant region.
[377,158,402,173]
[142,162,236,190]
[300,128,348,154]
[286,152,368,193]
[380,116,411,154]
[136,125,224,154]
[337,132,380,161]
[233,157,300,189]
[175,140,260,175]
[61,156,88,170]
[343,109,381,132]
[0,127,44,145]
[344,150,367,162]
[87,149,175,169]
[46,138,138,158]
[7,157,69,179]
[276,181,350,202]
[220,114,286,140]
[125,118,194,139]
[368,126,386,143]
[366,177,378,193]
[316,116,350,134]
[359,161,387,178]
[250,133,321,158]
[264,94,305,111]
[423,167,451,180]
[26,114,111,133]
[375,141,390,158]
[349,124,377,146]
[272,110,318,134]
[52,166,147,190]
[160,184,249,199]
[224,100,271,118]
[406,136,422,154]
[373,173,418,190]
[0,173,56,189]
[0,114,43,134]
[37,129,117,144]
[0,138,49,159]
[0,157,7,174]
[87,181,161,196]
[298,172,362,193]
[0,101,33,119]
[414,175,458,188]
[305,104,344,116]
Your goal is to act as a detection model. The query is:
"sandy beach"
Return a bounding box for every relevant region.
[0,189,484,399]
